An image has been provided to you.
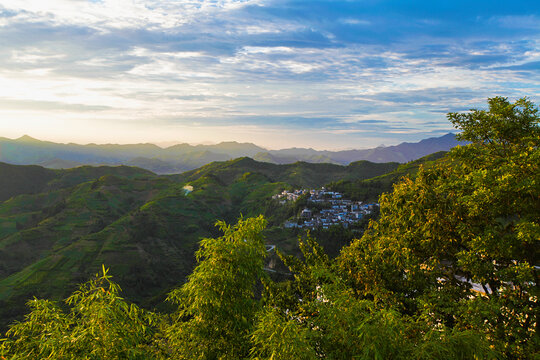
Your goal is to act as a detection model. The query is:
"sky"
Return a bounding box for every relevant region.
[0,0,538,150]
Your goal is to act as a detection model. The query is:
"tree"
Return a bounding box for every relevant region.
[255,234,494,359]
[165,216,267,359]
[338,97,539,358]
[1,266,160,359]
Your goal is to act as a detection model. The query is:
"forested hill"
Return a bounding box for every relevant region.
[0,162,154,201]
[0,155,423,331]
[171,156,400,188]
[0,156,404,203]
[328,151,447,201]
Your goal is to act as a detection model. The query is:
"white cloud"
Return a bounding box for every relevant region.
[0,0,538,149]
[11,48,66,64]
[0,0,265,30]
[339,18,370,26]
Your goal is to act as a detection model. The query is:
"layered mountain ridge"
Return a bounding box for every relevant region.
[0,133,463,174]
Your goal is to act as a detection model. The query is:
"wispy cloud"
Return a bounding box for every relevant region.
[0,0,538,149]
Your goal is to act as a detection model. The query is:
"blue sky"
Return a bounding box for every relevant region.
[0,0,538,149]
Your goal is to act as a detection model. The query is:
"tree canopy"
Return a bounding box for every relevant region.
[340,96,539,357]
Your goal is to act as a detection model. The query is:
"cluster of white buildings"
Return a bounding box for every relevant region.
[275,187,379,230]
[272,188,310,202]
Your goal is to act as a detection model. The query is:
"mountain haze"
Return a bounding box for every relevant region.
[0,134,462,174]
[256,133,462,164]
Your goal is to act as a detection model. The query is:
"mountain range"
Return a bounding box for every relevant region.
[0,133,462,174]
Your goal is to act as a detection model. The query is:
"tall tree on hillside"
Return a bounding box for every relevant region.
[165,216,267,359]
[339,96,539,358]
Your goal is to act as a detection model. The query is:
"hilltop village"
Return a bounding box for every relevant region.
[273,188,379,230]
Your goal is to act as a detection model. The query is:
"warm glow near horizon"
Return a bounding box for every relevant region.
[0,0,538,150]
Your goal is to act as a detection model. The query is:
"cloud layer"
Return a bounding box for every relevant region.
[0,0,538,149]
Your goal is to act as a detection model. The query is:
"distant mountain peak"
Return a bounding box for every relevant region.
[218,141,241,145]
[16,135,39,142]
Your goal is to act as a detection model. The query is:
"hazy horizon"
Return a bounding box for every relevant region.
[0,0,538,149]
[2,132,456,152]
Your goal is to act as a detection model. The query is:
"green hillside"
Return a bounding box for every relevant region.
[0,156,417,330]
[0,176,211,328]
[0,163,57,201]
[173,157,399,188]
[0,162,153,202]
[328,151,447,201]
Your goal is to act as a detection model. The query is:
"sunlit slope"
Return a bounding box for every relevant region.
[0,156,419,329]
[173,157,399,188]
[328,151,448,201]
[0,174,207,329]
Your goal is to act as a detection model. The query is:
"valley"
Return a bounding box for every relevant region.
[0,154,435,330]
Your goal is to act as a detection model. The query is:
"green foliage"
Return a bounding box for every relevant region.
[257,232,495,360]
[449,96,539,145]
[249,307,316,360]
[165,216,268,359]
[339,97,539,358]
[1,266,160,360]
[0,213,505,359]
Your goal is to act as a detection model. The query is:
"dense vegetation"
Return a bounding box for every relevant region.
[328,151,446,202]
[0,157,403,331]
[1,97,537,359]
